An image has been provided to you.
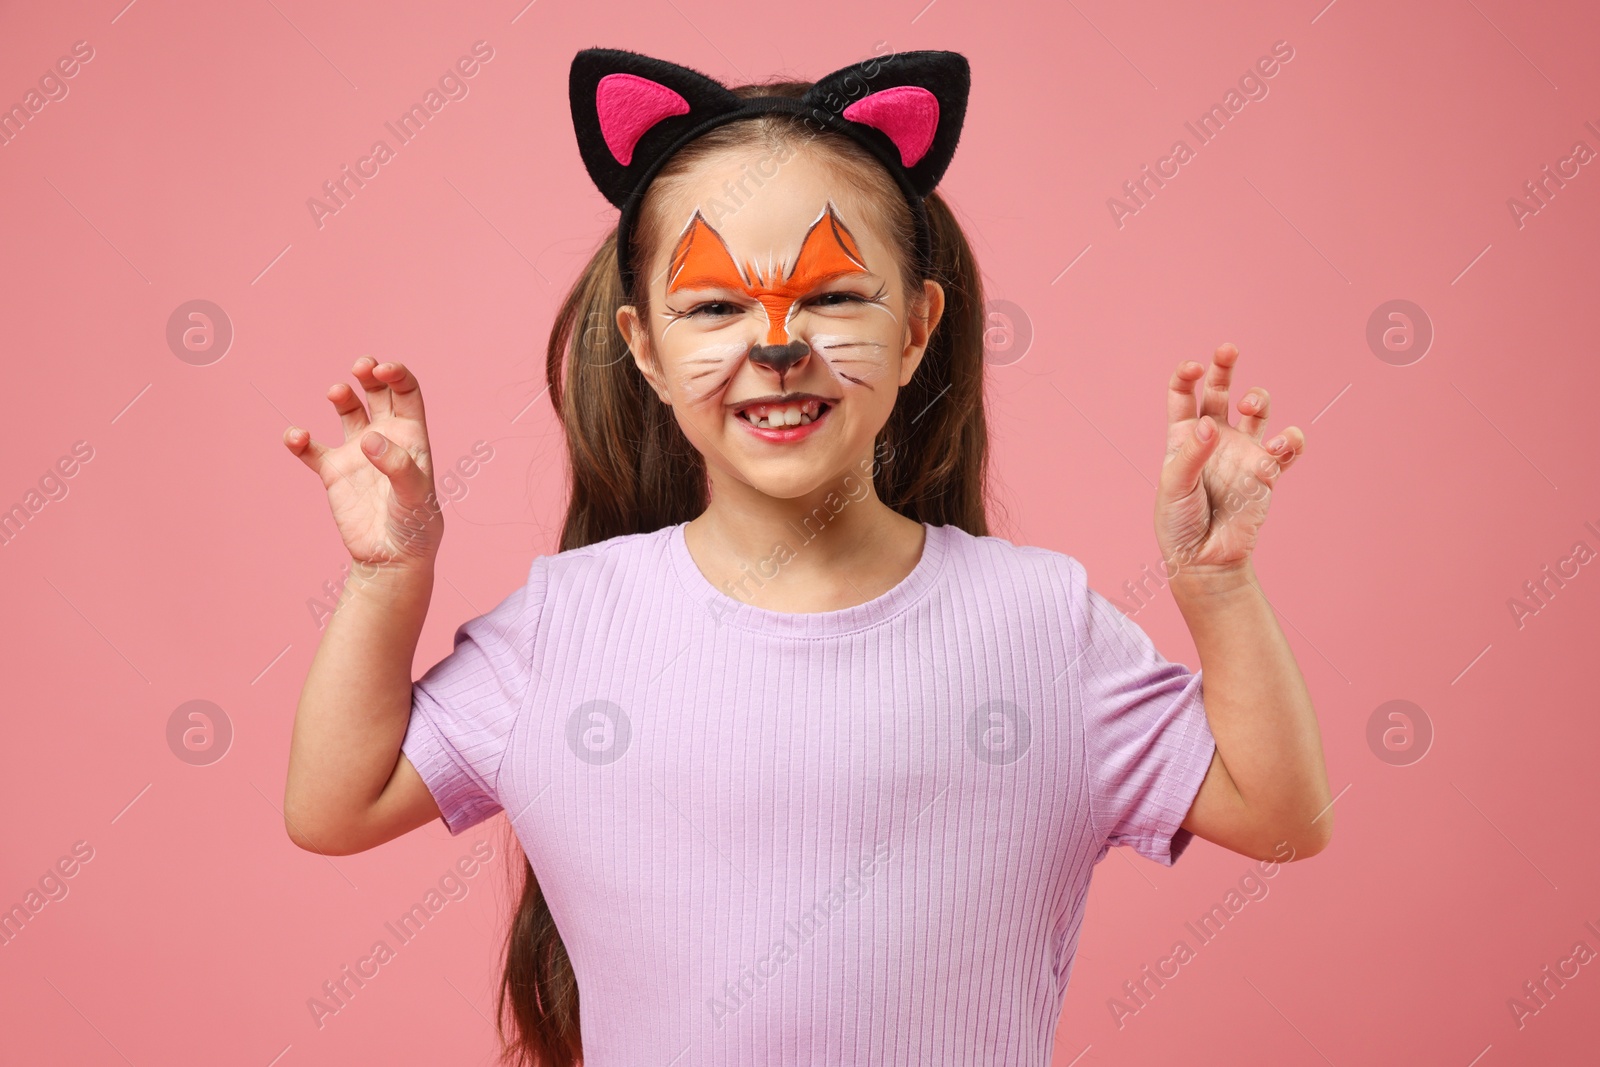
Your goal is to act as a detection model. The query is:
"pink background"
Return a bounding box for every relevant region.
[3,0,1597,1063]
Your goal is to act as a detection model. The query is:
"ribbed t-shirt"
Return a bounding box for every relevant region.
[401,520,1216,1065]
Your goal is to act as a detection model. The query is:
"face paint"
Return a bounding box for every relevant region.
[665,202,881,346]
[664,339,750,404]
[808,333,890,360]
[648,194,908,415]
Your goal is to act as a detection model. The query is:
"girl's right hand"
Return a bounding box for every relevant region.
[283,357,444,569]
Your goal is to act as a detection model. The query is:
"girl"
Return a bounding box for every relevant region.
[282,47,1330,1067]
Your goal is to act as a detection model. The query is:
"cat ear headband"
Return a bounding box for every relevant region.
[568,47,971,294]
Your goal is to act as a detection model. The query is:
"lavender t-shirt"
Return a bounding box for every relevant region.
[401,521,1215,1065]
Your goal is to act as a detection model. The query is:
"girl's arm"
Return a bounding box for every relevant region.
[283,561,443,855]
[280,357,447,855]
[1172,563,1330,861]
[1155,343,1332,861]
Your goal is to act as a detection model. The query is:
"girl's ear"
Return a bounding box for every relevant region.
[615,304,670,403]
[899,279,946,387]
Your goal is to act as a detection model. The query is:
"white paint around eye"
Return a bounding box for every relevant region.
[808,333,889,350]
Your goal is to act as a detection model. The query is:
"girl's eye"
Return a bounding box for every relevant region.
[813,292,865,307]
[688,301,738,318]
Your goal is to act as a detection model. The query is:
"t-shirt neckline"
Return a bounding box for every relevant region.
[667,519,950,638]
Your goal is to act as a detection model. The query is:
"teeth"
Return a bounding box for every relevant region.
[740,399,828,429]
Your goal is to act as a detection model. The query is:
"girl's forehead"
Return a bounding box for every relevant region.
[652,149,893,266]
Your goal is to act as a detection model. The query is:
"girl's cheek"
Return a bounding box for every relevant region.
[806,327,900,384]
[663,339,750,404]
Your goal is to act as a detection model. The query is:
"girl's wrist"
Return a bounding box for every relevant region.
[341,555,437,606]
[1168,559,1257,606]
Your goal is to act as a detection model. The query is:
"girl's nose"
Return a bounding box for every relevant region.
[748,339,811,378]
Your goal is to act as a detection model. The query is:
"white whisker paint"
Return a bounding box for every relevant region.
[811,333,889,353]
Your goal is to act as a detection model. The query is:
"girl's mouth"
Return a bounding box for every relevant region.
[734,397,834,440]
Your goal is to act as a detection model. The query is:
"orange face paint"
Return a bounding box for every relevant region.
[665,203,871,345]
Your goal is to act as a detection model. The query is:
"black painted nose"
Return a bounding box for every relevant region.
[748,339,811,377]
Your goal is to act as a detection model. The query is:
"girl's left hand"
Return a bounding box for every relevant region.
[1154,343,1306,581]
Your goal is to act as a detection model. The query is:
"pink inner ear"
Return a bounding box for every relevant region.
[595,73,691,166]
[842,86,940,167]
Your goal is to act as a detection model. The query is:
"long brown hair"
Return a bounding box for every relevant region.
[496,78,992,1066]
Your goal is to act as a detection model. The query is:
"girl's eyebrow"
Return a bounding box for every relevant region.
[665,269,747,292]
[665,202,875,296]
[802,268,876,286]
[668,267,876,297]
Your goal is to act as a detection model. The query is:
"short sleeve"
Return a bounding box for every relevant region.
[401,555,548,835]
[1063,555,1216,866]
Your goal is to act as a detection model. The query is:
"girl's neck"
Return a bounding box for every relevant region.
[684,490,927,614]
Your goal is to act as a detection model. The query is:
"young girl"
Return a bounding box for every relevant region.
[282,47,1330,1067]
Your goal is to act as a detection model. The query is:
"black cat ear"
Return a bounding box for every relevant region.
[569,48,742,208]
[801,51,970,197]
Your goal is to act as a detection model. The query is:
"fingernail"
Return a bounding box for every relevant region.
[1268,435,1286,451]
[364,434,387,455]
[1196,417,1214,441]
